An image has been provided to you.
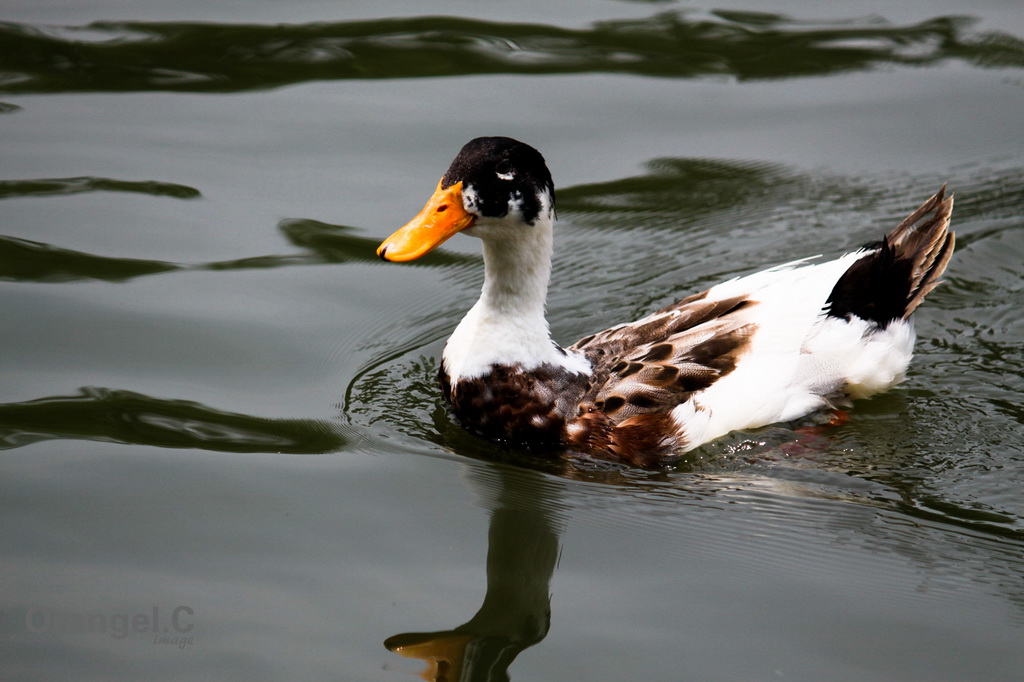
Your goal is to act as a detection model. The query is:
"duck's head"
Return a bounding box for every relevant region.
[377,137,555,262]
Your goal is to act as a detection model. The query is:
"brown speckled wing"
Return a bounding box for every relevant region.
[565,294,758,463]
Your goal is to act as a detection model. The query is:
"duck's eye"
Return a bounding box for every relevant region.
[495,160,514,181]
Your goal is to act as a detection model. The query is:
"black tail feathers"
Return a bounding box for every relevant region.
[826,186,955,326]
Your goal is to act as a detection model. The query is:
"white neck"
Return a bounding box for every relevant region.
[478,219,553,321]
[442,211,591,382]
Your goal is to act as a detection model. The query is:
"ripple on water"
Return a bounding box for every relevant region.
[347,156,1024,615]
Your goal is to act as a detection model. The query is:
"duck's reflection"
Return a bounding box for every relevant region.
[385,463,563,682]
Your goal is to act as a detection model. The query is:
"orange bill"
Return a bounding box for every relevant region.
[377,180,475,262]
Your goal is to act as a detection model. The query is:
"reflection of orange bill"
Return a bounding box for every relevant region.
[377,180,475,262]
[385,631,475,682]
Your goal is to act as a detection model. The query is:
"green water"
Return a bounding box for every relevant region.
[2,1,1023,680]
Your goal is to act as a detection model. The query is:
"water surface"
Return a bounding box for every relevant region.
[2,1,1023,680]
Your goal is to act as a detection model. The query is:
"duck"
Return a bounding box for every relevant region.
[377,137,955,466]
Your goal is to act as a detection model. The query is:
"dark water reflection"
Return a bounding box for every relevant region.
[0,386,345,453]
[2,12,1023,94]
[386,465,563,682]
[0,176,201,200]
[0,218,471,283]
